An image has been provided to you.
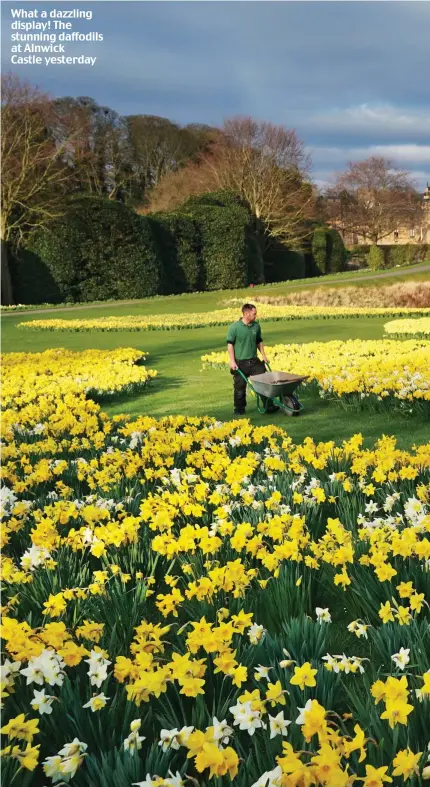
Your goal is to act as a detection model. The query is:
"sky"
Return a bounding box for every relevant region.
[2,0,429,190]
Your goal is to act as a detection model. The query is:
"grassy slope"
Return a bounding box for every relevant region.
[2,263,430,316]
[3,308,430,449]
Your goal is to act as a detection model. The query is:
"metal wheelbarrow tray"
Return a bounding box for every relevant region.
[249,370,308,399]
[237,365,309,416]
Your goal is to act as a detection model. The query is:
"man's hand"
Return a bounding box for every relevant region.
[230,361,238,371]
[262,356,269,366]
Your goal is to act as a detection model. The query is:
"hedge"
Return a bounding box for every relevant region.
[182,189,251,211]
[311,227,328,273]
[23,197,162,303]
[327,228,347,273]
[148,213,202,294]
[180,205,246,289]
[348,243,429,270]
[263,241,306,282]
[178,194,264,289]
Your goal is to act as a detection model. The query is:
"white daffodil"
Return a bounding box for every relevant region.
[254,665,271,681]
[248,623,265,645]
[251,767,283,787]
[158,728,180,751]
[42,754,63,780]
[229,700,264,735]
[391,647,411,670]
[296,699,313,726]
[31,688,54,715]
[269,710,291,739]
[21,650,65,687]
[322,653,339,672]
[364,500,378,514]
[315,607,331,623]
[124,719,146,754]
[58,739,88,759]
[176,725,194,746]
[83,692,109,712]
[212,716,233,744]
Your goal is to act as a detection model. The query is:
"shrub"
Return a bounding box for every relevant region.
[264,241,306,282]
[177,193,264,289]
[11,243,75,305]
[311,227,328,273]
[245,228,265,284]
[23,215,90,303]
[387,245,407,268]
[182,204,248,289]
[327,229,347,273]
[24,197,162,302]
[367,245,385,271]
[183,189,250,210]
[148,213,202,294]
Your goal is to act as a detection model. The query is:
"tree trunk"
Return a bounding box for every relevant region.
[1,237,15,305]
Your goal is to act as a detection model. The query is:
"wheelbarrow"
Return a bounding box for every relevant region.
[236,362,308,416]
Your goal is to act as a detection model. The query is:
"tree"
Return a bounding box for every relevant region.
[124,116,219,207]
[51,97,132,200]
[325,156,421,244]
[147,117,315,252]
[1,74,79,303]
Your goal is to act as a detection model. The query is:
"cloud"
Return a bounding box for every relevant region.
[309,144,430,167]
[302,105,430,140]
[2,0,429,189]
[310,146,430,190]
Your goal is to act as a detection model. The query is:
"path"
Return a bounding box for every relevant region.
[2,262,429,317]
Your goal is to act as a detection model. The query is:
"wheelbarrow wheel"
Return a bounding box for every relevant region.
[281,394,301,416]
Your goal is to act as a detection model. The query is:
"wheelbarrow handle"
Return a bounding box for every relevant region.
[235,368,249,383]
[264,360,272,372]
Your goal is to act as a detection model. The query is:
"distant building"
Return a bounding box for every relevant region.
[328,184,430,246]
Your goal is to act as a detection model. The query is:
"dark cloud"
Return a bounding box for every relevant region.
[2,1,429,187]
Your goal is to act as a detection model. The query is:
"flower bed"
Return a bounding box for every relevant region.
[223,281,430,308]
[0,348,157,440]
[384,317,430,339]
[202,339,430,414]
[17,305,430,332]
[1,403,430,785]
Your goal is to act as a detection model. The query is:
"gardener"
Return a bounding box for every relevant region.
[227,303,279,415]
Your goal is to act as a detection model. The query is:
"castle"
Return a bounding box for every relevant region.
[330,183,430,246]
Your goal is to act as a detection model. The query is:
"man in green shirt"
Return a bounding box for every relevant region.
[226,303,278,415]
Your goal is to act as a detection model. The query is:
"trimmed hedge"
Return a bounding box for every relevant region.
[264,241,306,282]
[327,228,347,273]
[148,213,202,294]
[348,243,429,270]
[181,204,247,290]
[311,227,328,273]
[183,189,250,210]
[309,226,347,275]
[23,197,162,303]
[179,194,264,289]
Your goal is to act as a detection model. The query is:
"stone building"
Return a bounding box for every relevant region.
[328,183,430,246]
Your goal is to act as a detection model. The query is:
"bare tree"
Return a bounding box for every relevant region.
[1,73,78,303]
[325,156,421,244]
[148,117,315,250]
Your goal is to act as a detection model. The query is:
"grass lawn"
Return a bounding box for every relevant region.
[3,306,429,450]
[2,261,429,316]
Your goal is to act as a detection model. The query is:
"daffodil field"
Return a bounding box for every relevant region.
[202,339,430,417]
[384,319,430,339]
[17,306,430,333]
[1,331,430,787]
